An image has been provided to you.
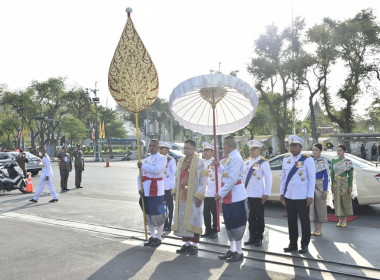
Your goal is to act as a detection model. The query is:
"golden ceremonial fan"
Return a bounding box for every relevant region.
[108,7,159,239]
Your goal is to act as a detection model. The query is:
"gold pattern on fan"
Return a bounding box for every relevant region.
[199,87,227,106]
[108,8,159,113]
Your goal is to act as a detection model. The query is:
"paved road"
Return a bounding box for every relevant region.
[1,160,380,280]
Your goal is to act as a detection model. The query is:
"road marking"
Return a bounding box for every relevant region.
[2,212,145,239]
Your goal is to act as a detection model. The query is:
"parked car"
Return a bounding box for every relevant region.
[0,151,42,176]
[168,149,185,163]
[268,151,380,207]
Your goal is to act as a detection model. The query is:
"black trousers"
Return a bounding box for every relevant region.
[60,169,70,190]
[285,198,311,247]
[164,190,173,226]
[203,197,217,232]
[248,197,265,240]
[75,166,82,187]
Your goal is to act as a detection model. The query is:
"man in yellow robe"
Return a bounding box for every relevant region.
[172,140,208,255]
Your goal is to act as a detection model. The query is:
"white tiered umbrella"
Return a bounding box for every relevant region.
[169,73,258,231]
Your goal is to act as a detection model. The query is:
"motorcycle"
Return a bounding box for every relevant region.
[121,151,132,161]
[0,161,27,193]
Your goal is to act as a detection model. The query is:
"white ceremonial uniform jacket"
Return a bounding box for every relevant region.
[218,149,247,203]
[137,152,166,197]
[204,157,221,197]
[279,153,315,199]
[244,156,272,198]
[163,155,176,191]
[41,154,54,179]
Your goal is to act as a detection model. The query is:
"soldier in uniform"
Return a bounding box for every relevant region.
[201,142,220,239]
[280,135,315,254]
[244,140,272,247]
[16,149,29,178]
[215,136,247,262]
[159,141,177,232]
[71,144,84,188]
[56,146,72,191]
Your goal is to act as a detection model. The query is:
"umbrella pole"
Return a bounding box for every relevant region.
[135,112,148,240]
[212,104,221,232]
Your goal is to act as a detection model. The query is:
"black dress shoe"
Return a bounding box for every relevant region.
[76,186,83,189]
[218,250,233,260]
[244,238,256,245]
[298,246,308,254]
[283,245,298,252]
[188,245,198,255]
[176,244,191,253]
[254,239,262,247]
[49,199,59,203]
[144,237,154,247]
[209,230,218,239]
[201,230,211,238]
[61,189,69,192]
[150,238,161,247]
[29,199,37,203]
[226,252,244,262]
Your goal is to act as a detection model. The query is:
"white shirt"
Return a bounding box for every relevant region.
[244,156,272,198]
[41,155,53,178]
[137,152,166,196]
[163,155,176,191]
[218,149,247,203]
[279,153,315,199]
[204,157,221,197]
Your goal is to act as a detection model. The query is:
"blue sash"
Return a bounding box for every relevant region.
[245,159,264,188]
[282,155,307,195]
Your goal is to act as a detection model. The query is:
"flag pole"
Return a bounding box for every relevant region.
[136,112,148,240]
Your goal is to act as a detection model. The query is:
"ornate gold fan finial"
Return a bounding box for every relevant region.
[108,8,159,113]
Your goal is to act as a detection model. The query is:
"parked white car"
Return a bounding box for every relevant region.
[268,151,380,206]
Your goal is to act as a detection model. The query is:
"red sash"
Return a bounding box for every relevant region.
[142,176,163,196]
[221,179,242,204]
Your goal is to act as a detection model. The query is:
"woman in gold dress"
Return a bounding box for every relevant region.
[310,143,329,236]
[331,144,354,227]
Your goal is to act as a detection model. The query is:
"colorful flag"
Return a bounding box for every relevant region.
[102,121,106,139]
[17,127,21,139]
[90,123,95,140]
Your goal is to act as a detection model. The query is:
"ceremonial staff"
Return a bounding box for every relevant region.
[108,8,159,239]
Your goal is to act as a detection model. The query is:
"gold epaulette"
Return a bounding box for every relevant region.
[167,155,173,160]
[244,157,251,161]
[284,153,291,158]
[260,156,268,161]
[302,154,310,158]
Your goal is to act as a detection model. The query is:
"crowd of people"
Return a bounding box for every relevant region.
[138,136,356,262]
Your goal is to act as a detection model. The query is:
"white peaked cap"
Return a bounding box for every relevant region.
[247,140,263,149]
[202,142,214,150]
[288,135,304,145]
[159,141,171,149]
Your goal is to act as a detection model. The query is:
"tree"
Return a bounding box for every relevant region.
[294,22,339,144]
[247,18,306,153]
[62,116,88,146]
[322,9,380,135]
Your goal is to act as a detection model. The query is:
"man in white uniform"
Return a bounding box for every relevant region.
[243,140,272,247]
[138,139,167,247]
[159,141,176,232]
[201,142,220,239]
[29,146,59,203]
[280,135,315,254]
[215,136,247,262]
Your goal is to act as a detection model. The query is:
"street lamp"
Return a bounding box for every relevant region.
[86,83,101,162]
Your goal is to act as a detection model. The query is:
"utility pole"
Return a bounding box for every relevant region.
[86,82,101,162]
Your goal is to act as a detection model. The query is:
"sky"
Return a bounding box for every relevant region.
[1,0,379,119]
